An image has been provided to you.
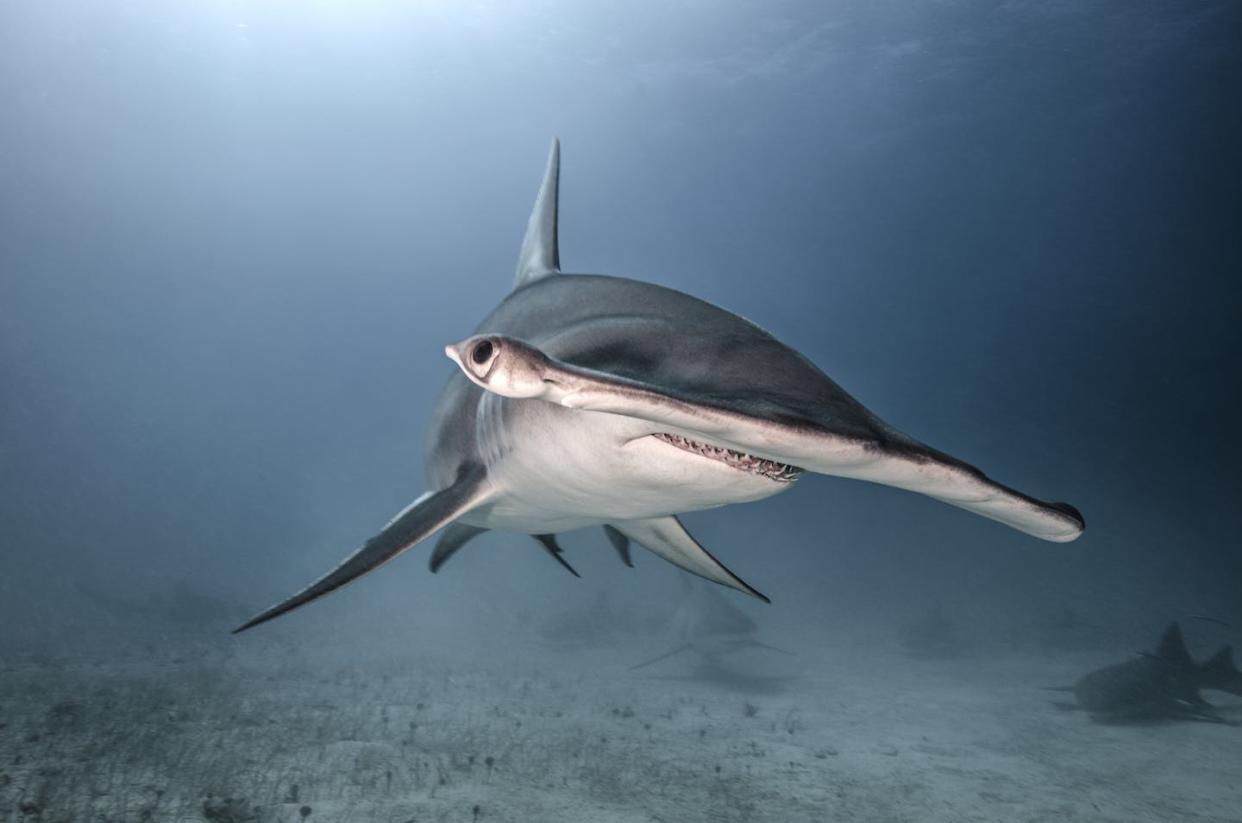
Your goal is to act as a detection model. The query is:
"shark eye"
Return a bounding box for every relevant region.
[471,339,494,365]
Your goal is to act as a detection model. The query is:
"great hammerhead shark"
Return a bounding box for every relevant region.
[234,142,1084,633]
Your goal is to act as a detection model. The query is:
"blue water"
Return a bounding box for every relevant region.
[1,2,1238,820]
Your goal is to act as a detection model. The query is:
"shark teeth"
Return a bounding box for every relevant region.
[653,432,803,483]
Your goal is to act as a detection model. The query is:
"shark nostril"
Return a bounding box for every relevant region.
[472,339,494,365]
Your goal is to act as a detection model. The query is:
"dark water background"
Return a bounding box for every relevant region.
[2,1,1240,661]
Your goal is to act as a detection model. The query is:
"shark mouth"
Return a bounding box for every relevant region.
[654,432,803,483]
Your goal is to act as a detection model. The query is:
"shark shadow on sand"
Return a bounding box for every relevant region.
[629,578,797,694]
[536,589,663,652]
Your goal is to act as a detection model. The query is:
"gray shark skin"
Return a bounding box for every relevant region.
[1068,623,1242,724]
[234,141,1084,634]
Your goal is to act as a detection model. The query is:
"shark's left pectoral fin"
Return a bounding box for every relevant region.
[447,334,1084,544]
[608,516,768,602]
[233,464,494,633]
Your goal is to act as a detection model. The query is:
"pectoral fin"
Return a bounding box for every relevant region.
[234,463,493,633]
[608,516,767,602]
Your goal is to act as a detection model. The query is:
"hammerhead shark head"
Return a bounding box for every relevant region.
[234,141,1084,633]
[1061,622,1242,724]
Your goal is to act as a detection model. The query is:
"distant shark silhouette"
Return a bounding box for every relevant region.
[235,141,1084,633]
[1053,622,1242,724]
[630,577,793,670]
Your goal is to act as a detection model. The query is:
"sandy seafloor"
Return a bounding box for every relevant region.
[2,636,1239,823]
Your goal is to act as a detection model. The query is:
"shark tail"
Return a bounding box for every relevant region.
[1199,646,1242,696]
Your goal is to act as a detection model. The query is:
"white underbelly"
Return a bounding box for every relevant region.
[462,396,791,533]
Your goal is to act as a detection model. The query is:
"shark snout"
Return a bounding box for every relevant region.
[442,340,469,369]
[445,334,554,400]
[446,334,507,387]
[446,336,502,373]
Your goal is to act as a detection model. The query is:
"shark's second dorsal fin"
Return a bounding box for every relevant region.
[514,139,561,289]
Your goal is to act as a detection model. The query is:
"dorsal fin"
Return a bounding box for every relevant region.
[513,139,561,289]
[1155,622,1193,666]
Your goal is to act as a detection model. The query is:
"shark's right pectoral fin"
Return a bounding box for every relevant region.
[608,516,767,603]
[1199,645,1242,696]
[234,464,493,633]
